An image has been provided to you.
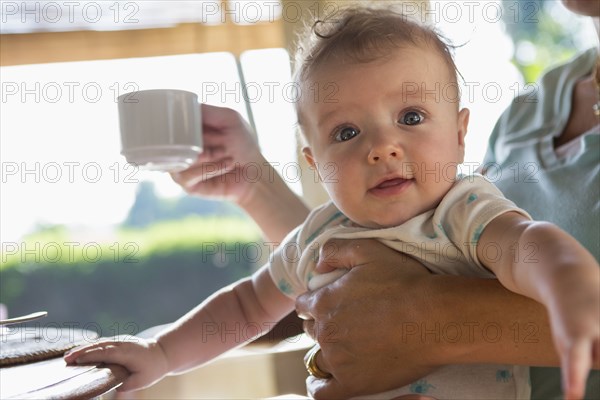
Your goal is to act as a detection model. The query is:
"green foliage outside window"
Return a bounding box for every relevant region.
[502,0,592,83]
[1,182,263,333]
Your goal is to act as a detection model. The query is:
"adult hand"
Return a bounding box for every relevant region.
[296,238,436,399]
[297,238,560,399]
[171,103,311,243]
[171,104,265,205]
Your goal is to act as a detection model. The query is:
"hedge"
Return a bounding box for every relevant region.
[0,216,266,335]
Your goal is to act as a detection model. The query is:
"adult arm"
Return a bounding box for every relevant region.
[296,238,559,399]
[171,104,310,243]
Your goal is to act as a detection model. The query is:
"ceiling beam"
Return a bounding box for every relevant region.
[0,21,285,66]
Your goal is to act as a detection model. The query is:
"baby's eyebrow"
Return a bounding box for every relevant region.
[296,107,312,128]
[392,83,444,102]
[316,108,340,130]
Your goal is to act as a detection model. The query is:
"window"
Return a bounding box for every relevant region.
[240,48,302,196]
[430,0,595,166]
[0,48,299,334]
[1,0,593,335]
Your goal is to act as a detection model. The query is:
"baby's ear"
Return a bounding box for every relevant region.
[302,147,316,169]
[457,108,470,145]
[457,108,470,161]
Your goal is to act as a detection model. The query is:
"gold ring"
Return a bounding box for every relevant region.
[305,344,332,379]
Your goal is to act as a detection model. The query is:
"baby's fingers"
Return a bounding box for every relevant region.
[64,342,130,366]
[65,346,141,393]
[562,340,592,400]
[63,343,98,364]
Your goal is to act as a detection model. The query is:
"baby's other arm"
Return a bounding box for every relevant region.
[65,266,295,392]
[155,265,296,374]
[477,211,600,400]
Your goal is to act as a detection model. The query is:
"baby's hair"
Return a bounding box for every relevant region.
[293,5,460,86]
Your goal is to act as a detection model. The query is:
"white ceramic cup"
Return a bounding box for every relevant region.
[118,89,202,172]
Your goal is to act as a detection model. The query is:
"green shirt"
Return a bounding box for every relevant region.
[483,48,599,400]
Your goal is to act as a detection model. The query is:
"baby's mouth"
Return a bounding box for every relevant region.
[375,178,407,189]
[368,177,414,196]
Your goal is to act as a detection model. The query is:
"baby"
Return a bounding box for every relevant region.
[65,6,599,399]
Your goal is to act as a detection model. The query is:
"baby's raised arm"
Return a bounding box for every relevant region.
[478,212,600,399]
[64,266,295,392]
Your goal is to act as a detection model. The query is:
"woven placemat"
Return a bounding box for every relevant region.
[0,327,99,367]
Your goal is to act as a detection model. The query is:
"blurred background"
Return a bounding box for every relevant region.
[0,0,596,335]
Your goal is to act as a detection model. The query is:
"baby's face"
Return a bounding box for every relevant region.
[299,45,469,228]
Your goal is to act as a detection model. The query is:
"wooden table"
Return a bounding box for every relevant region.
[0,357,128,399]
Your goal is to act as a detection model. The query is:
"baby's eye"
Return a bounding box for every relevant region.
[399,110,424,126]
[334,126,360,142]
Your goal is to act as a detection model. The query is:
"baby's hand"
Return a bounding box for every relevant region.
[64,336,170,392]
[548,277,600,400]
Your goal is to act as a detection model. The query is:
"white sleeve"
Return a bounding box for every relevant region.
[267,202,347,299]
[267,225,306,299]
[434,174,532,270]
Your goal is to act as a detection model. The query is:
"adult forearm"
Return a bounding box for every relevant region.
[423,274,559,367]
[238,162,310,243]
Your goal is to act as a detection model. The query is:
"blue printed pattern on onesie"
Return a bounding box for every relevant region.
[277,279,293,295]
[496,369,513,383]
[410,379,435,394]
[472,224,484,243]
[467,192,484,243]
